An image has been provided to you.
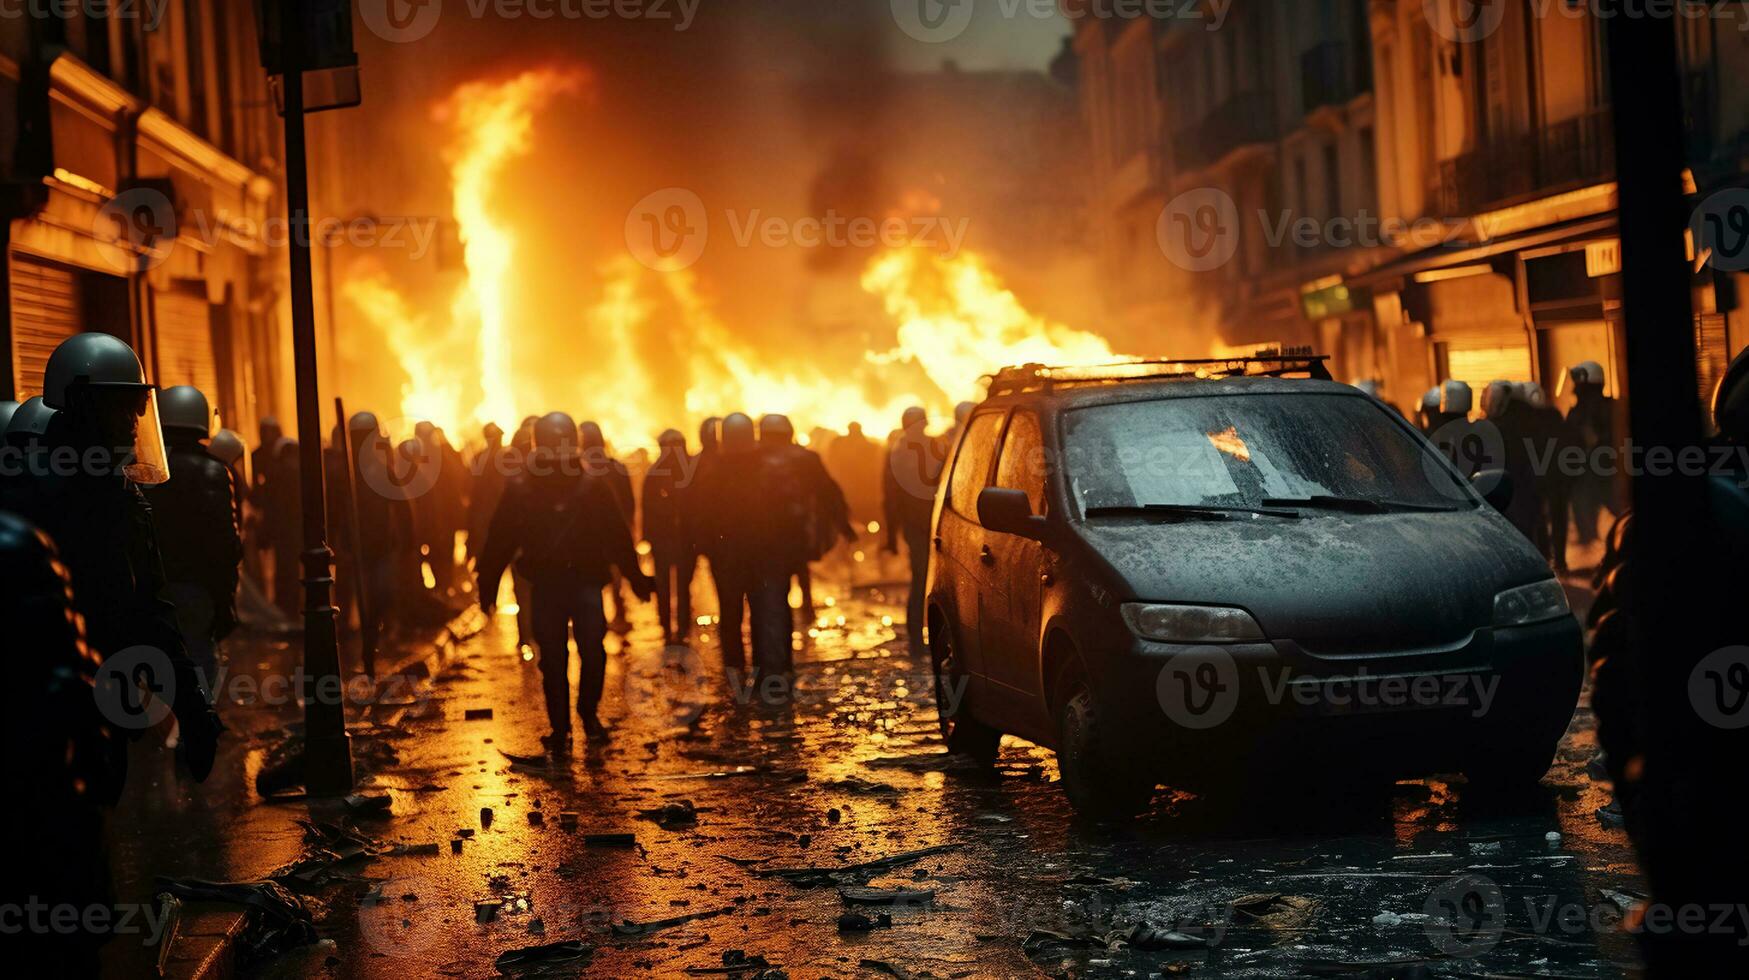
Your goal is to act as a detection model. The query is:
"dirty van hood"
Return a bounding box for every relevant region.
[1074,509,1553,655]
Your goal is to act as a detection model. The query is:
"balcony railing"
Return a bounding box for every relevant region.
[1433,108,1614,216]
[1301,41,1368,114]
[1173,90,1277,173]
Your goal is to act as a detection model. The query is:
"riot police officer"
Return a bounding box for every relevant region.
[0,510,112,973]
[580,420,636,631]
[759,414,854,624]
[883,407,944,652]
[698,413,792,681]
[1563,360,1623,545]
[0,333,220,782]
[144,386,243,691]
[642,429,697,645]
[478,413,653,747]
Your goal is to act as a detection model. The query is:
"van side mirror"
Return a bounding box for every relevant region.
[978,487,1046,540]
[1472,469,1514,512]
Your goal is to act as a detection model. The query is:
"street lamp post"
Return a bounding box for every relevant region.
[261,2,359,796]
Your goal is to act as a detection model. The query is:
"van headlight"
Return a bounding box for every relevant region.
[1122,603,1265,643]
[1493,579,1569,627]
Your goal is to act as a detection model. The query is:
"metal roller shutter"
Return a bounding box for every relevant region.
[9,253,82,399]
[154,284,221,405]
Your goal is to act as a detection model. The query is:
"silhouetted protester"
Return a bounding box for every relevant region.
[144,387,242,693]
[0,333,220,785]
[1516,381,1573,571]
[1563,360,1624,546]
[424,423,471,596]
[1417,387,1444,433]
[266,436,304,618]
[699,413,793,680]
[760,414,855,622]
[580,420,637,632]
[0,511,113,975]
[249,415,282,582]
[349,414,419,658]
[1482,381,1544,543]
[209,428,248,525]
[882,407,944,650]
[642,428,697,645]
[478,413,653,746]
[826,421,884,528]
[467,422,509,567]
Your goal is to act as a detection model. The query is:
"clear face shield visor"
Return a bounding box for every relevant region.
[80,384,170,485]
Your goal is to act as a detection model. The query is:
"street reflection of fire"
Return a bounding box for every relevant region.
[1207,426,1251,462]
[349,67,1128,444]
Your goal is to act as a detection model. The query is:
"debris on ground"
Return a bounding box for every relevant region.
[272,821,391,889]
[1124,923,1210,950]
[636,800,700,829]
[864,753,986,773]
[754,844,962,888]
[836,911,893,932]
[390,842,441,856]
[583,832,638,848]
[1230,893,1321,934]
[827,777,898,796]
[342,793,392,817]
[464,708,495,721]
[153,877,318,962]
[481,807,494,828]
[838,886,934,905]
[493,938,594,973]
[682,949,775,974]
[611,906,734,937]
[858,959,917,980]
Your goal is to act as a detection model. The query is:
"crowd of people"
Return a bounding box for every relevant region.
[1408,360,1626,572]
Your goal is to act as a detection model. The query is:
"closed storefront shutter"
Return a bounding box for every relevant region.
[1696,314,1728,406]
[9,253,82,399]
[1440,341,1533,402]
[154,283,221,405]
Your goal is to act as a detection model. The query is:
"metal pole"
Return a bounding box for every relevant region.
[281,9,353,796]
[335,396,376,675]
[1604,16,1740,974]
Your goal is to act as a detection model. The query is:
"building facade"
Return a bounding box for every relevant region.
[0,3,290,441]
[1073,0,1749,418]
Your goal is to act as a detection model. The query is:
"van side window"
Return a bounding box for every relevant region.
[995,410,1047,516]
[948,413,1005,517]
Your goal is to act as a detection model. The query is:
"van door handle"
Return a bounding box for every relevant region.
[979,546,995,566]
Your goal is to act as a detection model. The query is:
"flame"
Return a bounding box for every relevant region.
[348,67,1137,448]
[1206,425,1251,462]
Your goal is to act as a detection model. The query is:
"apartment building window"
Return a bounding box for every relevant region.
[1359,126,1377,214]
[185,0,210,140]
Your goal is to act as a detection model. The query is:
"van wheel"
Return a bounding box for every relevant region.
[930,616,1000,765]
[1056,673,1155,819]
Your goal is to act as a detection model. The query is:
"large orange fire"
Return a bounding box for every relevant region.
[347,68,1127,447]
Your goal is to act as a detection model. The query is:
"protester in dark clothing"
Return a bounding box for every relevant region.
[144,387,243,692]
[0,510,113,975]
[248,416,281,584]
[760,414,855,623]
[467,422,509,567]
[693,414,794,679]
[345,414,419,660]
[826,421,884,527]
[1564,360,1624,545]
[883,407,945,651]
[642,429,698,645]
[0,333,221,787]
[1515,382,1573,571]
[478,413,653,746]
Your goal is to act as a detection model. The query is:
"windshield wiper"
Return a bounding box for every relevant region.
[1261,495,1464,514]
[1085,503,1301,521]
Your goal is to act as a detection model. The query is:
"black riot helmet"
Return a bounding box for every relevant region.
[1715,348,1749,443]
[534,412,577,452]
[720,413,756,455]
[579,420,607,454]
[42,333,169,484]
[699,416,722,456]
[758,414,794,446]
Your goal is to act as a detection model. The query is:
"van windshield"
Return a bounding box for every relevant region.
[1063,394,1469,515]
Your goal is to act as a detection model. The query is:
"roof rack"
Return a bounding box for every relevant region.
[984,347,1333,397]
